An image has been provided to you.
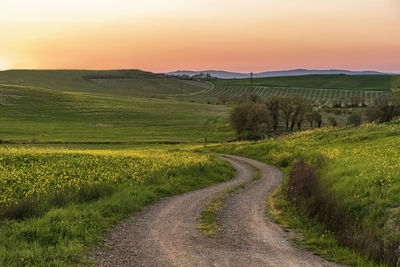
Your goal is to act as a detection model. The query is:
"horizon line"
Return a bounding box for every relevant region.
[1,67,399,75]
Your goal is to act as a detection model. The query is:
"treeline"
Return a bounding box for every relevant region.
[218,93,369,108]
[230,94,400,139]
[365,95,400,123]
[230,94,321,139]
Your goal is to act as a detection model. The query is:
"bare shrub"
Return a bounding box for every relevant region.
[287,159,317,204]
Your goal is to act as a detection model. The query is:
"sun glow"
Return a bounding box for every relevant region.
[0,0,399,72]
[0,59,13,70]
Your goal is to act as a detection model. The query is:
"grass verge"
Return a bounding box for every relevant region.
[267,185,381,266]
[210,121,400,266]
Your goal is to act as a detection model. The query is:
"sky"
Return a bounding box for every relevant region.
[0,0,399,73]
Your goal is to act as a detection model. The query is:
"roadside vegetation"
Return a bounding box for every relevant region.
[212,120,400,266]
[0,145,235,265]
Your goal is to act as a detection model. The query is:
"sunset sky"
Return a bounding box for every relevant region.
[0,0,399,73]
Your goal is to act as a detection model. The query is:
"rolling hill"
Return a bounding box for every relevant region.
[0,70,232,143]
[167,69,397,79]
[0,69,207,97]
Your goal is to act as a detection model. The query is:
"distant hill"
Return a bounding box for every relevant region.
[0,69,207,97]
[167,69,397,79]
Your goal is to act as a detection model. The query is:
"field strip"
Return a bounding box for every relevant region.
[188,81,215,96]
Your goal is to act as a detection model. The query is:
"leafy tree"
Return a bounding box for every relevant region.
[218,94,228,105]
[365,96,400,123]
[328,116,337,127]
[289,95,311,131]
[313,111,323,128]
[265,96,280,131]
[245,104,272,139]
[280,97,294,130]
[347,112,362,127]
[306,110,322,129]
[306,112,314,129]
[230,103,272,139]
[230,102,252,135]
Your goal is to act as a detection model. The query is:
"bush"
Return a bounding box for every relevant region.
[347,112,362,127]
[287,159,317,204]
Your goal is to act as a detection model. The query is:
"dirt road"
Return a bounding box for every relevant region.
[93,155,339,266]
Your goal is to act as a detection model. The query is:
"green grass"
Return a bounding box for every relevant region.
[211,121,400,266]
[181,74,400,105]
[214,74,400,91]
[267,187,379,266]
[0,69,206,97]
[0,83,233,143]
[0,144,235,266]
[198,85,391,106]
[197,192,227,237]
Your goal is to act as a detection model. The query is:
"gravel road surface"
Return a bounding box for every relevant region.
[92,155,339,267]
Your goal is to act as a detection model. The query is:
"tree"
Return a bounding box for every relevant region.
[245,104,272,139]
[306,110,321,129]
[248,94,261,103]
[265,96,280,131]
[349,96,361,107]
[280,97,294,130]
[289,95,310,131]
[313,111,323,128]
[218,94,228,105]
[296,101,313,130]
[347,112,362,127]
[306,112,314,129]
[365,96,400,123]
[230,103,272,139]
[230,102,252,135]
[328,116,337,127]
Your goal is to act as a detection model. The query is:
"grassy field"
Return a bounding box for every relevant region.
[2,69,400,265]
[214,74,400,91]
[0,69,206,97]
[182,74,400,105]
[0,83,232,143]
[0,144,235,266]
[212,121,400,266]
[0,70,236,265]
[201,85,392,106]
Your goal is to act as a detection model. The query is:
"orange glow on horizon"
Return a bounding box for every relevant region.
[0,0,399,73]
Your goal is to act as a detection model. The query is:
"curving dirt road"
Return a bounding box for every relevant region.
[92,155,339,267]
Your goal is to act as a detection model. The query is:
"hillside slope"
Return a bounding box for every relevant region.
[0,83,232,143]
[213,121,400,265]
[214,74,399,91]
[0,70,206,97]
